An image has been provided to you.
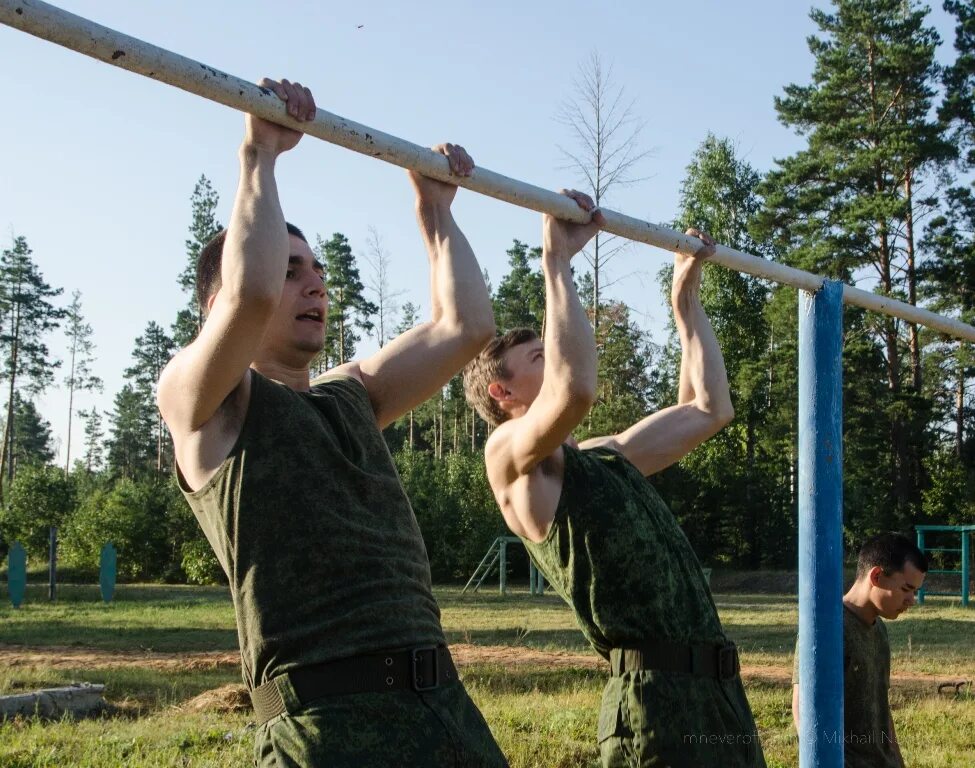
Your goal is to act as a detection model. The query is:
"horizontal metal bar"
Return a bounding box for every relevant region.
[922,547,963,553]
[920,591,965,597]
[916,525,975,531]
[3,0,975,342]
[927,569,963,575]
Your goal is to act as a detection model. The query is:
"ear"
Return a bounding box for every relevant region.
[206,291,219,315]
[487,381,509,403]
[867,566,885,588]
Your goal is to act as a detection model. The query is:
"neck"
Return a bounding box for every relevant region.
[843,580,879,625]
[252,360,311,391]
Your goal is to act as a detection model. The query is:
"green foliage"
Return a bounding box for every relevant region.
[315,233,377,370]
[0,464,75,557]
[493,240,545,332]
[61,478,171,580]
[6,394,55,470]
[180,538,224,585]
[394,450,500,580]
[176,174,222,342]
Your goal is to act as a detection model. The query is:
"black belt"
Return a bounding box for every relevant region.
[250,645,457,726]
[610,640,740,681]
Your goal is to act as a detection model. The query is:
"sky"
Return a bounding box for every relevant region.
[0,0,961,466]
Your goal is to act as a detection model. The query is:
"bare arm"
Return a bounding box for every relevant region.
[491,191,603,477]
[158,79,316,433]
[348,144,494,428]
[579,229,734,475]
[792,684,801,732]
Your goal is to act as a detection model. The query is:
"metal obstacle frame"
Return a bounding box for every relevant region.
[4,2,975,764]
[916,525,975,607]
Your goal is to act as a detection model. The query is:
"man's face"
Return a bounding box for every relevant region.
[871,562,926,620]
[259,235,328,363]
[491,340,545,418]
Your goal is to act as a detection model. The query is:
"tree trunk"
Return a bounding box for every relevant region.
[958,352,966,459]
[904,173,921,392]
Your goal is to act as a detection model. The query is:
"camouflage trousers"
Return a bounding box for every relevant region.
[598,671,766,768]
[254,677,508,767]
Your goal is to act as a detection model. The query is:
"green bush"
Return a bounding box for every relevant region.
[180,538,224,585]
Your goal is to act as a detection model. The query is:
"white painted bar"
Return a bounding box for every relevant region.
[2,0,974,342]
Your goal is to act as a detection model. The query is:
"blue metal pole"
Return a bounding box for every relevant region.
[962,532,970,608]
[798,280,845,768]
[916,530,926,606]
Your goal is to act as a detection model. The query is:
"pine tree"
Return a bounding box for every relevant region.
[105,384,156,479]
[124,321,177,473]
[315,233,377,369]
[492,240,545,332]
[758,0,952,524]
[78,407,105,473]
[177,175,222,341]
[0,235,64,495]
[62,290,102,474]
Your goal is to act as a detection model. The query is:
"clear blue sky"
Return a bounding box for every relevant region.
[0,0,959,465]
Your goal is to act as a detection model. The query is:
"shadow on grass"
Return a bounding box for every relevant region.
[0,621,238,653]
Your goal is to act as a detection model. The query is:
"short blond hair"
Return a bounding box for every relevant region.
[463,328,539,426]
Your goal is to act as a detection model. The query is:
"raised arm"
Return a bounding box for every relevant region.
[158,78,316,434]
[490,191,603,477]
[579,229,734,475]
[347,144,495,428]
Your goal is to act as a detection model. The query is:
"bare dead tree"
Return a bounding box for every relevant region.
[363,226,405,348]
[557,50,651,333]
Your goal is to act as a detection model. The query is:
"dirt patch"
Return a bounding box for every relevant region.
[2,643,969,703]
[0,644,239,672]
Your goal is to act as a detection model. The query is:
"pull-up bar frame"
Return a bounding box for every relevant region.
[3,2,972,766]
[2,0,974,344]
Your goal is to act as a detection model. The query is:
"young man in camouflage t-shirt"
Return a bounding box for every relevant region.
[792,533,928,767]
[159,77,507,766]
[463,193,765,767]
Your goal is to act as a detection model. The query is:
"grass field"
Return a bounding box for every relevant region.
[1,582,973,767]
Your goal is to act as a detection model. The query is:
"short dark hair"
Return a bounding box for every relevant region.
[462,328,539,426]
[856,533,928,580]
[196,222,308,315]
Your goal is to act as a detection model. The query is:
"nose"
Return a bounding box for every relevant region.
[304,275,325,297]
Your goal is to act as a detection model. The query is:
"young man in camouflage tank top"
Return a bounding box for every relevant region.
[792,533,927,767]
[158,77,507,767]
[463,193,765,767]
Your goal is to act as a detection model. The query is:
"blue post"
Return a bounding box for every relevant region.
[7,542,27,608]
[99,542,117,604]
[798,280,844,768]
[962,532,970,608]
[916,530,926,606]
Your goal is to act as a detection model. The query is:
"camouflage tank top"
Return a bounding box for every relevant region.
[522,445,724,659]
[178,371,444,689]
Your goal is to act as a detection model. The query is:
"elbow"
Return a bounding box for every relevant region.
[566,377,597,415]
[452,312,496,354]
[713,400,735,428]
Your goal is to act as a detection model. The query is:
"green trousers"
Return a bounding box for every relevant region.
[598,671,766,768]
[254,677,508,767]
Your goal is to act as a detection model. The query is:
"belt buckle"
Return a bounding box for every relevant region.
[411,646,440,692]
[717,643,739,681]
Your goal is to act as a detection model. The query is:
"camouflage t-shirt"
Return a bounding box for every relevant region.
[522,445,724,659]
[792,606,899,768]
[178,371,444,690]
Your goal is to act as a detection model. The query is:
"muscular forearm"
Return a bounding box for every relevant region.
[415,201,492,335]
[672,276,732,418]
[541,251,596,401]
[221,145,289,306]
